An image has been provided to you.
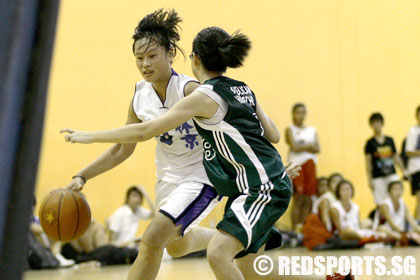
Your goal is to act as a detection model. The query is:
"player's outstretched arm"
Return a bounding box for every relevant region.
[64,99,140,191]
[61,91,219,145]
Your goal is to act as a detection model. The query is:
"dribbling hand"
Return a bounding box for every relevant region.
[60,128,94,144]
[67,177,85,192]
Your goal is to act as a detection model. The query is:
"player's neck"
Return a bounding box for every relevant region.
[152,69,172,102]
[341,199,351,209]
[293,121,304,128]
[374,132,384,141]
[196,69,223,84]
[391,197,400,209]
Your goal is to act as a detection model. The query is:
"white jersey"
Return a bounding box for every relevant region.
[133,70,209,185]
[287,125,318,166]
[331,201,360,231]
[312,191,336,215]
[312,191,336,231]
[373,197,406,231]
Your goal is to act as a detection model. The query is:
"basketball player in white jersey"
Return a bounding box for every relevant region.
[64,10,220,279]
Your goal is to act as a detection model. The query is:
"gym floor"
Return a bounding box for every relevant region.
[24,247,420,279]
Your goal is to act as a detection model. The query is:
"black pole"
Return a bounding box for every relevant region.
[0,0,60,279]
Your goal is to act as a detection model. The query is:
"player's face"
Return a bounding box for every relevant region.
[134,38,173,84]
[339,183,353,201]
[292,107,306,125]
[127,191,143,208]
[389,183,403,200]
[317,179,329,196]
[370,120,383,134]
[329,176,342,193]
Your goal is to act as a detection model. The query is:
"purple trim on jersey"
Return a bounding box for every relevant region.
[175,184,219,235]
[171,68,179,76]
[159,209,177,223]
[159,184,220,236]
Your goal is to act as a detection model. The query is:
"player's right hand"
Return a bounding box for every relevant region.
[67,177,85,192]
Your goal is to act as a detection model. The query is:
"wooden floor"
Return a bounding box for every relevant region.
[24,247,420,280]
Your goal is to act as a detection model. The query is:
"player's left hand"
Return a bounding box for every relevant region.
[60,128,94,144]
[285,162,301,180]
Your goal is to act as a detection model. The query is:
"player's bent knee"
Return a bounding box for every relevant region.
[166,240,187,258]
[141,213,180,248]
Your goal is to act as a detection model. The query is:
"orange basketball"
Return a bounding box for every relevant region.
[39,188,91,242]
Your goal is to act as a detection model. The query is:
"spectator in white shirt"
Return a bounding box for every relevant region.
[106,185,155,247]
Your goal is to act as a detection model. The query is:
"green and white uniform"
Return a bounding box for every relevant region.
[194,76,292,256]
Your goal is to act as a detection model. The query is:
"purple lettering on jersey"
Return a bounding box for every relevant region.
[159,132,173,145]
[181,134,200,149]
[176,122,199,149]
[176,122,194,134]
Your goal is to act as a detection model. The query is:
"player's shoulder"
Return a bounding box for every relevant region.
[113,205,131,215]
[365,136,375,144]
[331,200,340,209]
[134,79,149,94]
[306,125,317,132]
[351,202,359,211]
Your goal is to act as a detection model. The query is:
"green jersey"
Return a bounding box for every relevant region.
[193,76,285,197]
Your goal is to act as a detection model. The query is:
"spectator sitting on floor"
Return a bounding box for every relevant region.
[373,181,420,245]
[312,177,336,231]
[330,180,384,242]
[106,185,155,248]
[61,219,139,266]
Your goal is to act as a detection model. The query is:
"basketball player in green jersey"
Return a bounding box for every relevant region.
[62,28,305,279]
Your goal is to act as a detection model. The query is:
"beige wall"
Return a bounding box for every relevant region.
[36,0,420,235]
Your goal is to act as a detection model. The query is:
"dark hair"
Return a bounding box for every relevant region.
[369,112,384,124]
[328,172,343,186]
[317,176,328,185]
[292,103,306,113]
[192,27,251,72]
[132,9,184,58]
[416,105,420,116]
[125,186,144,204]
[335,180,354,199]
[387,180,403,192]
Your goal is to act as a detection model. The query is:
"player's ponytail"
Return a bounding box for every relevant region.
[218,31,251,69]
[132,9,184,57]
[193,27,251,72]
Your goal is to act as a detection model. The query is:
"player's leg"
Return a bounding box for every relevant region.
[207,229,245,280]
[166,226,215,258]
[127,212,180,280]
[163,182,220,258]
[301,159,317,223]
